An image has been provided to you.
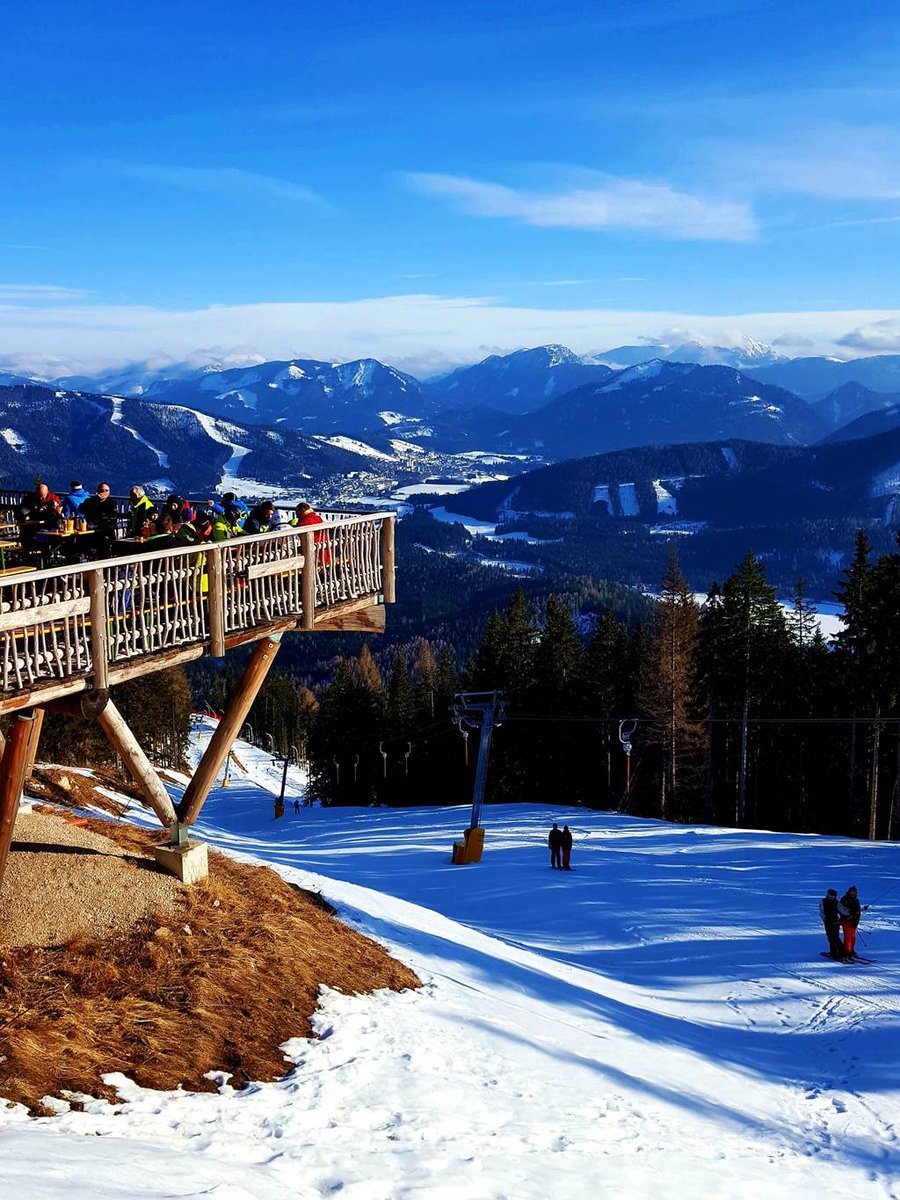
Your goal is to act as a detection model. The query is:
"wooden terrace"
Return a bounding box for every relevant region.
[0,511,396,881]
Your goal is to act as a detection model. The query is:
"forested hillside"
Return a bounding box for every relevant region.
[189,529,900,843]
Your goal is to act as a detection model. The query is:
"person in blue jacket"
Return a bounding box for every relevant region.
[62,480,91,518]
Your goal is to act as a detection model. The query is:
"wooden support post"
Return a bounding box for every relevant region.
[381,515,396,604]
[207,546,226,658]
[23,707,45,780]
[177,634,283,826]
[97,700,178,828]
[0,728,5,760]
[0,714,35,890]
[87,568,110,694]
[300,531,315,631]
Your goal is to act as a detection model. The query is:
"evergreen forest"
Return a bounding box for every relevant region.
[191,529,900,842]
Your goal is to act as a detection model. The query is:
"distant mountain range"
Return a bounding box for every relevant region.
[56,357,426,435]
[426,345,613,414]
[479,361,828,458]
[6,342,900,517]
[589,334,781,372]
[20,340,900,433]
[449,422,900,530]
[0,383,534,500]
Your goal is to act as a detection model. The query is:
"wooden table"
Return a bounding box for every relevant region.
[36,528,100,566]
[0,538,19,570]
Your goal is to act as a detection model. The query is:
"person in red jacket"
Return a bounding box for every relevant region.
[291,501,331,566]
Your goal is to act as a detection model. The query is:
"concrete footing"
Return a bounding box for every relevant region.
[154,840,209,884]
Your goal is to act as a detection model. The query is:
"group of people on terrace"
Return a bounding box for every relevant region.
[12,480,325,566]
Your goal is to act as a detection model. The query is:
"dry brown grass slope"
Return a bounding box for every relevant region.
[0,808,420,1114]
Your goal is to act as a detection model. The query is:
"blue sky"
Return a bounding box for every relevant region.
[1,0,899,374]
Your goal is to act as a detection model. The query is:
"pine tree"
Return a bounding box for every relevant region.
[698,553,790,826]
[435,644,460,714]
[639,551,706,822]
[580,612,630,806]
[833,530,875,833]
[309,657,385,805]
[527,595,586,805]
[532,596,584,715]
[355,643,385,694]
[388,651,415,735]
[789,578,819,649]
[411,638,438,719]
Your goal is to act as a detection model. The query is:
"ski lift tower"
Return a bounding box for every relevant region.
[449,690,505,864]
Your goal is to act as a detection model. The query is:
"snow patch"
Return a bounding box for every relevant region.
[618,483,640,516]
[0,427,27,453]
[871,464,900,497]
[651,480,678,515]
[317,436,396,462]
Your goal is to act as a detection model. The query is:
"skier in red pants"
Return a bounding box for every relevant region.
[561,824,573,870]
[838,886,868,958]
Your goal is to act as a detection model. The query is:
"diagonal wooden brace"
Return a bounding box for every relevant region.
[176,634,283,828]
[97,700,178,828]
[0,713,36,891]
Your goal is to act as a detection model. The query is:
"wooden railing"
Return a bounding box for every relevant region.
[0,512,395,713]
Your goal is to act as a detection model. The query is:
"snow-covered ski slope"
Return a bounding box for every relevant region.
[2,716,899,1199]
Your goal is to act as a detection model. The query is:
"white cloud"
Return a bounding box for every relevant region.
[0,284,88,302]
[725,125,900,200]
[406,172,757,242]
[0,293,898,376]
[119,163,326,207]
[836,320,900,354]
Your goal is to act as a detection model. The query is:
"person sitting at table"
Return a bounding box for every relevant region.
[212,503,245,541]
[141,511,178,551]
[79,481,118,558]
[244,500,281,534]
[159,495,189,529]
[62,480,91,518]
[176,509,214,546]
[16,481,63,548]
[290,501,331,565]
[127,485,158,538]
[222,491,249,524]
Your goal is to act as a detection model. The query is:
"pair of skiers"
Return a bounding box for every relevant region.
[819,886,868,960]
[548,822,573,870]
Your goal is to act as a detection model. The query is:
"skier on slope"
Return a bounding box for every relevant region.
[818,888,845,960]
[838,886,869,960]
[560,824,574,871]
[548,822,563,870]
